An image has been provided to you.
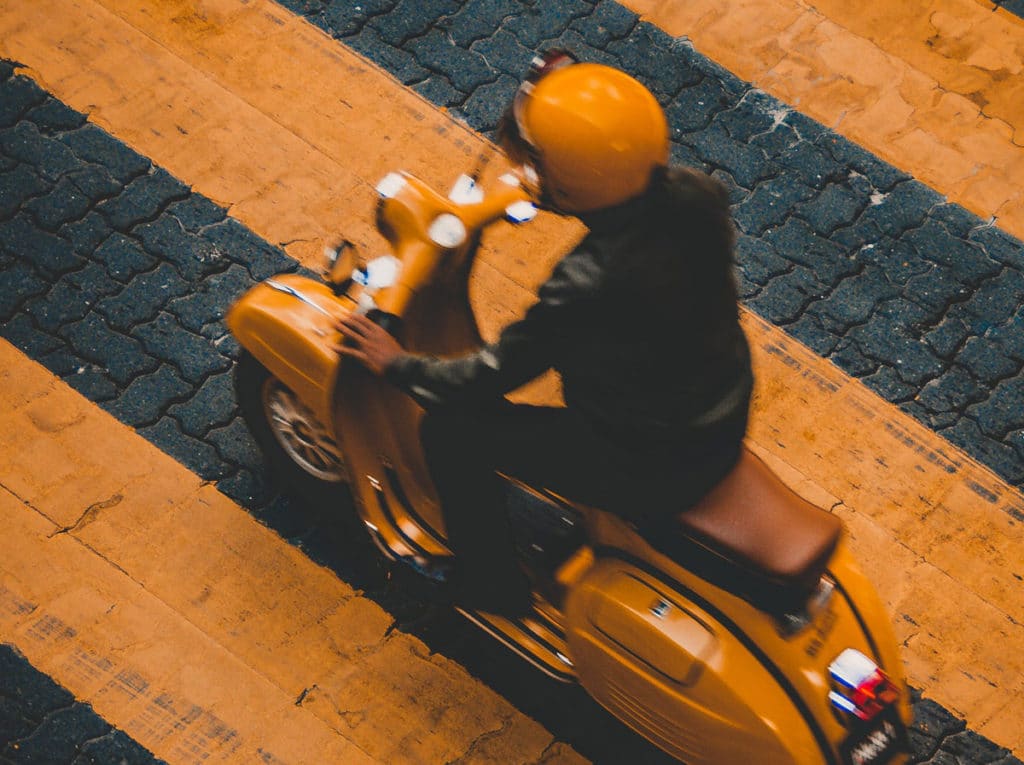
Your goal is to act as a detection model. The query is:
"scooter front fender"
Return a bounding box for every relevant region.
[226,274,355,427]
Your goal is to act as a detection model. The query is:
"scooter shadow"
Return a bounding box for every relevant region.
[252,481,679,764]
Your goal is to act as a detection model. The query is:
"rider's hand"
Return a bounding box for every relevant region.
[333,312,405,376]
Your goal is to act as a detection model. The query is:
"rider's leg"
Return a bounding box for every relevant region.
[419,402,589,616]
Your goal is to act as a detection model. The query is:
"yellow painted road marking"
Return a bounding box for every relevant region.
[0,339,580,764]
[623,0,1024,239]
[1,0,1023,755]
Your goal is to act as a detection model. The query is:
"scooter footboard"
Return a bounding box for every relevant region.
[226,274,355,425]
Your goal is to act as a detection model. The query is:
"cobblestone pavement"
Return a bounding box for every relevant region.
[0,645,164,765]
[1,0,1023,762]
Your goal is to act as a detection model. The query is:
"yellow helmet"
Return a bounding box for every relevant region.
[507,51,670,213]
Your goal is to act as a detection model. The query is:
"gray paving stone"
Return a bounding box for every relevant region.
[95,167,189,232]
[667,78,736,135]
[59,124,151,184]
[689,125,774,189]
[746,266,826,325]
[821,134,911,191]
[775,138,845,190]
[24,176,91,231]
[862,366,916,401]
[819,266,901,326]
[959,269,1024,326]
[716,90,784,143]
[25,98,86,133]
[95,262,191,331]
[502,0,590,48]
[137,416,228,481]
[924,317,970,360]
[313,0,395,36]
[470,29,537,81]
[0,76,47,129]
[409,29,499,94]
[830,338,880,377]
[786,313,841,356]
[988,313,1024,361]
[60,212,115,258]
[907,220,1000,283]
[454,74,519,133]
[444,0,525,47]
[202,218,295,281]
[0,214,83,276]
[0,261,48,320]
[3,699,110,763]
[733,178,817,236]
[761,217,856,285]
[166,194,225,232]
[169,370,238,438]
[570,0,638,47]
[412,74,463,107]
[166,264,254,333]
[0,121,81,182]
[132,312,231,384]
[957,337,1019,385]
[849,314,946,385]
[795,181,865,235]
[65,164,122,203]
[969,377,1024,438]
[941,417,1024,484]
[369,0,459,46]
[346,26,432,86]
[107,364,193,427]
[0,313,63,360]
[855,239,931,289]
[735,234,790,285]
[92,232,157,283]
[60,313,158,385]
[0,164,50,219]
[606,24,696,99]
[970,222,1024,271]
[207,418,264,469]
[134,216,227,281]
[916,366,988,415]
[24,275,110,334]
[905,265,971,313]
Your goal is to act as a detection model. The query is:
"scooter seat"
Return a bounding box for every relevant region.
[671,450,843,610]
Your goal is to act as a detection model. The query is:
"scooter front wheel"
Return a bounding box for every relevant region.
[235,352,349,492]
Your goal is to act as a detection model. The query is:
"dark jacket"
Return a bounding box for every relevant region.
[386,167,753,453]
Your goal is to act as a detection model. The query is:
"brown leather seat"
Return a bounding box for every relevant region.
[675,449,843,605]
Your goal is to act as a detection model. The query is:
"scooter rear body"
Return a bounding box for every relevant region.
[227,170,911,765]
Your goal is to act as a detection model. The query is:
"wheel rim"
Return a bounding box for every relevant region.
[262,379,347,483]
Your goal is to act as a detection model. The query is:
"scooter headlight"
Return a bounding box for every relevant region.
[428,213,467,249]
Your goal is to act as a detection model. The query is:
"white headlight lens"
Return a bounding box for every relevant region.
[428,214,467,248]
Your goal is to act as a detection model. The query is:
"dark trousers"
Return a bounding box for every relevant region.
[420,402,747,611]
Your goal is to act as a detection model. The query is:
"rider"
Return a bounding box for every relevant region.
[337,51,753,618]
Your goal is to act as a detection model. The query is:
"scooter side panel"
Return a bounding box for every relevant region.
[569,511,909,764]
[565,559,823,765]
[226,275,353,426]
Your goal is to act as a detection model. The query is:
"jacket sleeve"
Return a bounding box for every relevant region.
[385,246,603,408]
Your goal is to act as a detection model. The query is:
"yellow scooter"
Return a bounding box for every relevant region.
[226,167,912,765]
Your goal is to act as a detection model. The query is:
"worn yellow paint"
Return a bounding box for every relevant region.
[624,0,1024,239]
[0,340,580,764]
[1,0,1023,756]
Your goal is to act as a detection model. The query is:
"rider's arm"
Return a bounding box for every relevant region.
[385,247,603,408]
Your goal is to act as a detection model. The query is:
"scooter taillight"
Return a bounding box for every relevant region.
[828,649,899,722]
